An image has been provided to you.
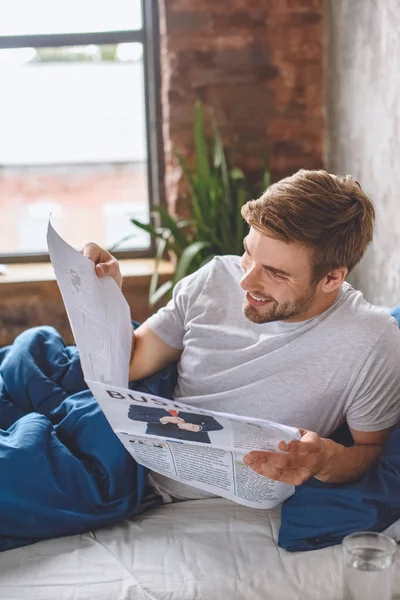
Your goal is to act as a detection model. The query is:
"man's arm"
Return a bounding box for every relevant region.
[313,427,392,483]
[129,322,182,381]
[244,426,394,486]
[82,242,182,381]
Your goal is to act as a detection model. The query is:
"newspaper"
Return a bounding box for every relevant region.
[47,221,301,509]
[87,380,300,509]
[47,221,132,388]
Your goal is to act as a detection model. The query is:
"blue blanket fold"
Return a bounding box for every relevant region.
[279,424,400,551]
[0,326,168,552]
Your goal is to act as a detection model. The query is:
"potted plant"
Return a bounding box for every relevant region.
[128,101,270,306]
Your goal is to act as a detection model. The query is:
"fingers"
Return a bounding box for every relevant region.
[81,242,103,263]
[243,453,314,485]
[243,431,325,484]
[96,258,122,286]
[243,456,311,485]
[80,242,122,288]
[285,432,321,455]
[244,450,309,470]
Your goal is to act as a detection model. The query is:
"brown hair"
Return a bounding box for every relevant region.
[241,169,375,281]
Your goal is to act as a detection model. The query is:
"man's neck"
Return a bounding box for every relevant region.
[284,287,342,323]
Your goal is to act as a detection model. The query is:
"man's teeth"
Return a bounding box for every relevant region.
[249,293,265,302]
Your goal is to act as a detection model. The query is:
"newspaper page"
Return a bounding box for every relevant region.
[87,380,301,510]
[47,220,132,388]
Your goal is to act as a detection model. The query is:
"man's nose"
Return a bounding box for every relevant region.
[240,264,262,291]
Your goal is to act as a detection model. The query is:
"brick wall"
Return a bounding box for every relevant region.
[160,0,324,212]
[0,273,169,347]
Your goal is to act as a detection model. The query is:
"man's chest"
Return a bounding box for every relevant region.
[176,329,357,436]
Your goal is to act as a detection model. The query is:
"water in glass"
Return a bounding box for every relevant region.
[344,547,393,600]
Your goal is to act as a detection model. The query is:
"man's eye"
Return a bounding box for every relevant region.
[267,269,286,281]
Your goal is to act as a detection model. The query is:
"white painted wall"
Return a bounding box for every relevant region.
[326,0,400,305]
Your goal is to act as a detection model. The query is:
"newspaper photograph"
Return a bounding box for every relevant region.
[87,380,301,509]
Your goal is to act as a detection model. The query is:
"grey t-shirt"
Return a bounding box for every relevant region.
[146,256,400,500]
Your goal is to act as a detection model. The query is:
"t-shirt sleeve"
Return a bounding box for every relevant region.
[346,320,400,432]
[145,260,213,350]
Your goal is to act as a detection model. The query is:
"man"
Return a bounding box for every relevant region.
[83,169,400,502]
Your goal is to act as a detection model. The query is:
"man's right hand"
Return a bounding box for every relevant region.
[81,243,182,383]
[81,242,123,289]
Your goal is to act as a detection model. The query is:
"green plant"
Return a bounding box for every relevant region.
[129,101,270,306]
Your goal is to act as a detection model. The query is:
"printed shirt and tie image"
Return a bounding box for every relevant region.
[127,405,223,444]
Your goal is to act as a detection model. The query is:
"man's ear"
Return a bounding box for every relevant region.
[320,267,348,293]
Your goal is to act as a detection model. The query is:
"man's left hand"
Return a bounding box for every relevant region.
[243,429,330,486]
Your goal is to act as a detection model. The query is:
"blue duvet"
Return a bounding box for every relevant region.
[0,325,175,552]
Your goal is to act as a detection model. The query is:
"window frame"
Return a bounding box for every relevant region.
[0,0,163,263]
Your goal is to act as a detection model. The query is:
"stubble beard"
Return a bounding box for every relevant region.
[243,286,317,324]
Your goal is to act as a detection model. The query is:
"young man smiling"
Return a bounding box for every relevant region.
[84,169,400,502]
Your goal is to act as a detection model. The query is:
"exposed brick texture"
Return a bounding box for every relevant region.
[159,0,324,212]
[0,274,169,347]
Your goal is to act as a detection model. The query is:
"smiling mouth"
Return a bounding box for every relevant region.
[246,291,273,307]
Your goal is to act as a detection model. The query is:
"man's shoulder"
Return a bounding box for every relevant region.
[174,255,242,306]
[333,283,399,345]
[213,254,242,272]
[185,255,242,286]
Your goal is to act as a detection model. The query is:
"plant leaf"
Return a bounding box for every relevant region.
[194,100,212,214]
[130,218,180,255]
[149,280,174,307]
[149,235,168,299]
[173,240,212,283]
[230,167,245,180]
[210,110,232,213]
[236,182,248,254]
[156,205,190,250]
[108,233,138,252]
[175,148,206,228]
[263,169,271,190]
[130,218,165,240]
[177,219,195,229]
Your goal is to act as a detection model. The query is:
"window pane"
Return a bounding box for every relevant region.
[0,44,150,255]
[0,0,142,36]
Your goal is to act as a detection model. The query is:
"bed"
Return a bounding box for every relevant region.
[2,306,400,599]
[1,497,399,600]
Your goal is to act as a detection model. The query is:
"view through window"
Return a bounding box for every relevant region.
[0,0,155,260]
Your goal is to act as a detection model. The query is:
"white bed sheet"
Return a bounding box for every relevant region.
[0,498,399,600]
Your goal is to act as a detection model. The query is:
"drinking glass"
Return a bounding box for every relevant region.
[342,531,397,600]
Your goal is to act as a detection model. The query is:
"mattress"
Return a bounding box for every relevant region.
[0,498,399,600]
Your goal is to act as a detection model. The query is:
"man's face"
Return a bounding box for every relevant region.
[240,228,319,324]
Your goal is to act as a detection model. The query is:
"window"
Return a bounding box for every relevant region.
[0,0,162,262]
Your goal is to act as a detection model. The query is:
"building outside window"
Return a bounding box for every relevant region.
[0,0,161,262]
